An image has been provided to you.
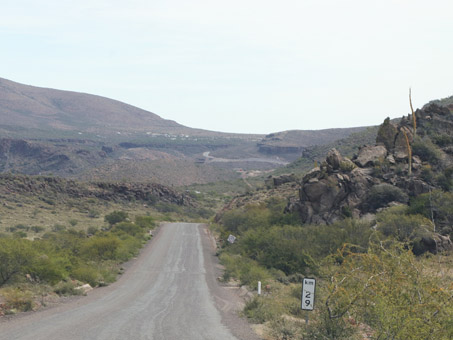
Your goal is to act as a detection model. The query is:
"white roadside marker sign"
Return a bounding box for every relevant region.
[301,278,316,311]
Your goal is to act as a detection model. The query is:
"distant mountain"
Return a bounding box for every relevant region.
[0,77,205,137]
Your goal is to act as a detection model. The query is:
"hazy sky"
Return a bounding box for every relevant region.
[1,0,452,134]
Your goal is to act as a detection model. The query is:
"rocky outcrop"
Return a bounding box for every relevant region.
[0,138,107,176]
[291,102,453,225]
[297,151,382,224]
[0,174,193,206]
[265,174,297,188]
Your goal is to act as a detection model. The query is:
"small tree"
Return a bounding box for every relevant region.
[104,211,128,226]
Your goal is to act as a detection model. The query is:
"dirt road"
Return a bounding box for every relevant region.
[0,223,260,340]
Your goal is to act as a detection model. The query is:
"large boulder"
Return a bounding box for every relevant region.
[354,145,387,167]
[376,118,398,151]
[326,148,343,170]
[417,234,453,254]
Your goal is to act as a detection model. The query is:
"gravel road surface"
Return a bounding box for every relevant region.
[0,223,260,340]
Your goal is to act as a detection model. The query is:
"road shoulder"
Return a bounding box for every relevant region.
[199,224,262,340]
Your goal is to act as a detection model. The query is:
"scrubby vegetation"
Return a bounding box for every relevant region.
[0,211,155,314]
[214,194,453,339]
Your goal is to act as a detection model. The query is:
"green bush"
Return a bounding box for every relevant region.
[53,280,83,296]
[71,265,100,287]
[0,238,36,285]
[412,137,443,164]
[409,190,453,238]
[116,235,142,261]
[365,184,408,211]
[135,216,155,229]
[376,207,433,242]
[31,226,45,233]
[1,288,34,312]
[243,296,283,323]
[113,222,142,236]
[219,253,272,287]
[104,211,128,226]
[304,305,357,340]
[221,204,271,234]
[431,134,453,147]
[81,235,121,260]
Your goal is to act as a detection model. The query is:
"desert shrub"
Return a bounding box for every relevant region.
[31,226,45,233]
[14,224,30,231]
[81,235,121,260]
[322,242,453,339]
[412,137,443,164]
[12,231,27,238]
[431,134,453,147]
[221,204,271,235]
[0,238,36,285]
[88,209,100,218]
[240,227,316,275]
[304,304,358,340]
[376,207,433,242]
[68,219,78,227]
[97,262,118,284]
[1,288,34,312]
[339,159,356,172]
[87,226,98,235]
[29,254,68,284]
[409,190,453,238]
[135,216,155,229]
[268,317,304,340]
[155,203,181,213]
[43,230,86,256]
[116,235,142,261]
[53,280,83,296]
[113,222,142,236]
[436,166,453,191]
[243,296,283,323]
[365,183,408,211]
[420,165,435,183]
[52,224,66,232]
[219,253,272,287]
[71,265,100,287]
[104,211,128,226]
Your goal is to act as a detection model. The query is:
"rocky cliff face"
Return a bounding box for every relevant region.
[0,173,193,206]
[290,103,453,225]
[0,138,109,176]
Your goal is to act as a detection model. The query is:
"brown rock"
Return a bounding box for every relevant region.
[326,149,343,170]
[355,145,387,167]
[376,117,398,151]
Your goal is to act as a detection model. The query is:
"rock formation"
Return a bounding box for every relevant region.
[292,102,453,225]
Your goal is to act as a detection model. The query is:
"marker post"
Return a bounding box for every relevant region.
[301,278,316,324]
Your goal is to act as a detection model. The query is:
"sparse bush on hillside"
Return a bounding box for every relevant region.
[71,265,100,287]
[432,134,453,147]
[412,137,443,164]
[81,235,121,261]
[1,288,34,312]
[376,207,434,251]
[104,210,128,226]
[365,183,408,211]
[409,190,453,237]
[53,280,83,296]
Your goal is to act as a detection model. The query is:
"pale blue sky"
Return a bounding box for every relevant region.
[1,0,452,134]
